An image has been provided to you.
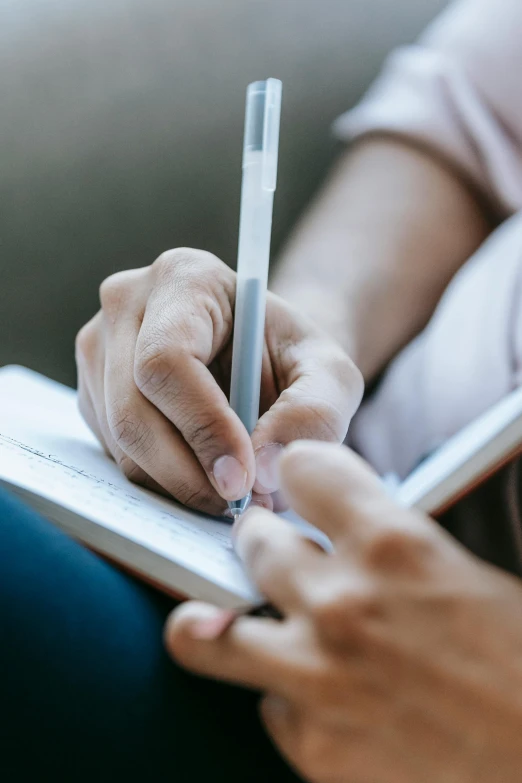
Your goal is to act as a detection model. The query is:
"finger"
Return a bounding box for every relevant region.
[233,506,324,610]
[95,270,224,514]
[260,697,315,781]
[77,308,168,495]
[165,602,301,697]
[271,490,289,513]
[261,699,380,783]
[280,441,433,561]
[259,696,303,769]
[77,370,108,452]
[249,492,274,512]
[101,277,226,514]
[95,395,170,496]
[251,299,363,495]
[133,249,256,502]
[76,313,110,453]
[280,441,395,546]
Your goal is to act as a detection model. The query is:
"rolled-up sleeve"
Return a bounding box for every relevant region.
[334,0,522,215]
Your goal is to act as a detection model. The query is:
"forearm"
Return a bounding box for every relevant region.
[272,136,492,381]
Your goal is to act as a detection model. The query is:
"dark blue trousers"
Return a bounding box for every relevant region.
[0,488,300,782]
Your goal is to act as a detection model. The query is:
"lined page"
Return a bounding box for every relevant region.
[0,366,257,604]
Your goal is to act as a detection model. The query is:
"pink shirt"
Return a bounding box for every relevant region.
[334,0,522,478]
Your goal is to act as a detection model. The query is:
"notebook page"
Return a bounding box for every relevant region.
[0,366,258,604]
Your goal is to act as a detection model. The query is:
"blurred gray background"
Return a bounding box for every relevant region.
[0,0,448,385]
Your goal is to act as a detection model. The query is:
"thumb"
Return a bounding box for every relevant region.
[251,344,363,495]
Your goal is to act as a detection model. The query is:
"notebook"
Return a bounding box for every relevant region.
[395,382,522,513]
[1,365,522,609]
[0,366,259,609]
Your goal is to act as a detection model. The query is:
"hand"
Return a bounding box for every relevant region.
[76,249,363,514]
[166,441,522,783]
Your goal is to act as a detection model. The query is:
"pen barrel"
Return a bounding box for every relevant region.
[230,156,274,434]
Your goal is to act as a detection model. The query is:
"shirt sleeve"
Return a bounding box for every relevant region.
[333,0,522,215]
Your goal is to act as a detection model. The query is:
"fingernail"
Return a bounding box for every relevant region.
[189,608,237,640]
[213,455,248,500]
[254,444,283,494]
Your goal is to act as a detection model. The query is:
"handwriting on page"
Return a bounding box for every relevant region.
[0,431,249,592]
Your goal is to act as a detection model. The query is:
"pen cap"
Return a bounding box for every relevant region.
[243,78,282,191]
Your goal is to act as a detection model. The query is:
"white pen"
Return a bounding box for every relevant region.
[228,78,282,521]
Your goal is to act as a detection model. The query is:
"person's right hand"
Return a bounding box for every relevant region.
[167,441,522,783]
[76,248,363,515]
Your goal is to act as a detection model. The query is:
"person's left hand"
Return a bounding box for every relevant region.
[165,441,522,783]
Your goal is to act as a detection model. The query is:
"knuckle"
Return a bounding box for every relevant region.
[134,343,180,399]
[309,591,348,630]
[327,347,358,381]
[171,479,221,513]
[116,453,148,484]
[152,249,189,279]
[153,247,223,280]
[151,250,235,346]
[323,349,364,421]
[309,585,383,645]
[116,448,221,513]
[99,271,133,317]
[281,390,347,442]
[338,355,364,409]
[365,526,433,574]
[181,413,222,457]
[75,321,96,363]
[152,249,234,307]
[108,404,153,460]
[312,399,347,441]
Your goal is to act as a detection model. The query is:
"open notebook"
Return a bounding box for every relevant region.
[0,366,260,609]
[1,365,522,609]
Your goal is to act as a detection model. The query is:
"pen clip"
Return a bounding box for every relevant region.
[242,79,282,191]
[261,78,282,192]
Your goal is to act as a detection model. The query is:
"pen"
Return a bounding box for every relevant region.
[228,78,282,521]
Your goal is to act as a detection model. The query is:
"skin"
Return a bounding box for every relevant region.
[76,248,363,515]
[76,137,492,510]
[77,136,511,781]
[272,137,493,380]
[166,441,522,783]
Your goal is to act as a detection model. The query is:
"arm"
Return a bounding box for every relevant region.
[273,0,522,382]
[272,137,491,381]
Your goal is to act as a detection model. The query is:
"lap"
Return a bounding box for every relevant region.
[0,488,300,782]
